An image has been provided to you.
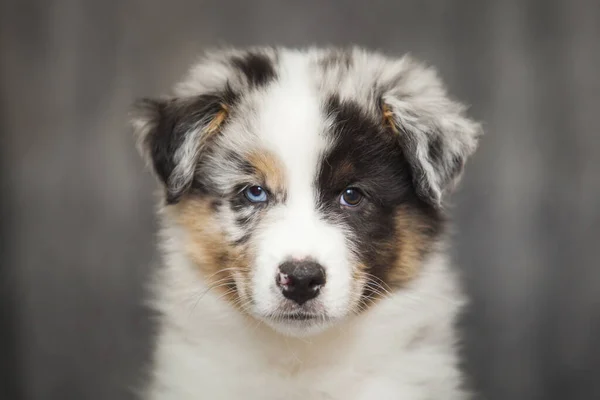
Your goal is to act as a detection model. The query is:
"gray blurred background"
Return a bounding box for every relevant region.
[1,0,599,399]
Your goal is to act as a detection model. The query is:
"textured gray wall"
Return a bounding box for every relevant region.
[1,1,599,399]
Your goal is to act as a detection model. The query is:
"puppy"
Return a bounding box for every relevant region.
[131,47,481,400]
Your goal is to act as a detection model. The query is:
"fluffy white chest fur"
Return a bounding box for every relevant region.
[132,47,480,400]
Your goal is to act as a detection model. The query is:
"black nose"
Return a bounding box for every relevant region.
[277,260,326,305]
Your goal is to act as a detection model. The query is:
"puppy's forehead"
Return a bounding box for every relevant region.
[249,52,330,190]
[199,48,406,196]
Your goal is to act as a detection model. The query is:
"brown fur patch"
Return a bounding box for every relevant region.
[199,103,229,146]
[247,150,286,196]
[392,206,437,283]
[382,103,399,134]
[170,196,252,306]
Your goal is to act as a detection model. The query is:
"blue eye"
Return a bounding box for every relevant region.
[243,185,268,203]
[340,188,363,207]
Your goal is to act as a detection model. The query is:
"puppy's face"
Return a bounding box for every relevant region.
[133,48,480,336]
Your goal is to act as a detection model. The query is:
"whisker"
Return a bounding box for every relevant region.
[186,280,238,315]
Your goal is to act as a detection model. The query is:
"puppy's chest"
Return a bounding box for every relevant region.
[157,323,403,400]
[198,338,393,400]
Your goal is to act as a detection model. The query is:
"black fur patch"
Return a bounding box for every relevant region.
[318,95,443,297]
[231,52,277,88]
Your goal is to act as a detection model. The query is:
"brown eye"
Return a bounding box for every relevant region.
[340,188,363,207]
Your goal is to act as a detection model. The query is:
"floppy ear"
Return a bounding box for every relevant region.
[130,93,230,204]
[380,58,482,207]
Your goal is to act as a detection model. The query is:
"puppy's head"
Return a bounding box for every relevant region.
[132,47,481,336]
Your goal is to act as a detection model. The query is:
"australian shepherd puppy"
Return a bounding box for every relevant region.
[131,47,481,400]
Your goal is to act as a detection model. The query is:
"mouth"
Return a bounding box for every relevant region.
[262,312,331,324]
[279,312,319,321]
[258,310,336,337]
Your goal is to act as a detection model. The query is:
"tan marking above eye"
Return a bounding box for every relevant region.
[246,150,287,196]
